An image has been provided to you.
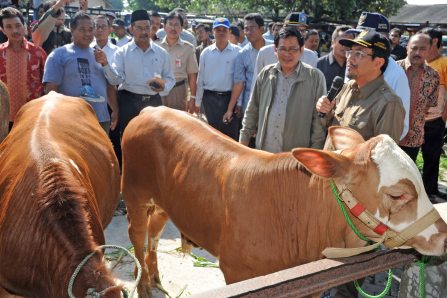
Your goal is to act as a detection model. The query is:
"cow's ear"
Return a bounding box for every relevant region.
[292,148,350,178]
[328,126,365,150]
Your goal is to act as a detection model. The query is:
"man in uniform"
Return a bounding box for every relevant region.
[158,11,198,111]
[316,30,405,142]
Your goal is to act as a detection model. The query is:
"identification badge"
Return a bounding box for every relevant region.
[175,58,182,68]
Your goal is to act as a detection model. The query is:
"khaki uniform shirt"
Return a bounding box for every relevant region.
[329,76,405,142]
[158,37,198,82]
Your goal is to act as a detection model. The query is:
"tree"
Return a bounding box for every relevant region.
[125,0,407,23]
[108,0,124,10]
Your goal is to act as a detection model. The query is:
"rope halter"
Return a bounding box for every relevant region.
[323,181,441,258]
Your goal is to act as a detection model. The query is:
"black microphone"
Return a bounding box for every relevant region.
[318,76,344,118]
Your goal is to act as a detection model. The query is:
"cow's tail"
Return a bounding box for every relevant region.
[0,81,10,143]
[37,158,95,260]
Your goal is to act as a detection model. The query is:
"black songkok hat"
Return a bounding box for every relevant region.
[131,10,150,23]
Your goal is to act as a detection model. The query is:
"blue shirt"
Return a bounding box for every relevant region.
[234,40,273,112]
[103,39,175,96]
[43,43,110,122]
[196,42,240,107]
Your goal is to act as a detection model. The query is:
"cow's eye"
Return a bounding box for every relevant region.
[389,194,405,200]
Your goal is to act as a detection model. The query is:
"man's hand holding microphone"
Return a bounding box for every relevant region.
[316,76,344,117]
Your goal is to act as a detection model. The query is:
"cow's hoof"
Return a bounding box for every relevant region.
[137,283,152,298]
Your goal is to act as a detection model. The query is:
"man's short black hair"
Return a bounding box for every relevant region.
[150,11,161,18]
[229,25,240,38]
[196,23,211,33]
[305,29,319,41]
[70,11,92,31]
[235,20,244,30]
[390,27,401,37]
[331,25,353,42]
[165,11,184,27]
[244,13,264,27]
[0,7,25,29]
[419,27,442,49]
[274,27,304,48]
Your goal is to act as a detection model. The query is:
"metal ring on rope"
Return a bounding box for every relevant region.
[68,244,142,298]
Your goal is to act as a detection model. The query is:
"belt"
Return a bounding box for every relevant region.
[204,89,232,96]
[122,90,159,102]
[174,80,186,88]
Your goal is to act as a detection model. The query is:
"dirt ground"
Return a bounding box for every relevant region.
[104,215,226,297]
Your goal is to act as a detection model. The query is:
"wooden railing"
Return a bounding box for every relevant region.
[192,249,419,297]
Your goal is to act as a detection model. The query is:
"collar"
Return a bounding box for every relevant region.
[328,51,336,64]
[355,75,386,99]
[401,57,429,72]
[210,42,235,53]
[129,39,154,53]
[94,40,114,50]
[161,36,183,46]
[271,61,303,81]
[5,37,29,50]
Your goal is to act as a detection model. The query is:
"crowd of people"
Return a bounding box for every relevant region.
[1,2,447,199]
[1,1,447,296]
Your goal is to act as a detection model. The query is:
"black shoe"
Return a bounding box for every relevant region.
[428,193,447,203]
[435,192,447,201]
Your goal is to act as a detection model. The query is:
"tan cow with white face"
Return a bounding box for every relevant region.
[121,107,447,298]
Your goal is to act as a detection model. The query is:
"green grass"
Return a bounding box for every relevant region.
[416,151,447,180]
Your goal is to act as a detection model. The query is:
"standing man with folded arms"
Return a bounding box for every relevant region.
[101,10,175,134]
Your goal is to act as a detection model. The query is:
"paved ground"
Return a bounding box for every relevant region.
[104,216,225,297]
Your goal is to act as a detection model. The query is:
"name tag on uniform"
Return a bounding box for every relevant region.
[175,58,182,68]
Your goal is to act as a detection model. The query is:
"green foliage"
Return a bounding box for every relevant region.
[416,151,447,180]
[127,0,160,11]
[108,0,124,10]
[124,0,406,23]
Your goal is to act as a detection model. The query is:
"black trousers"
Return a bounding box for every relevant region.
[400,145,420,162]
[118,90,162,135]
[421,117,445,195]
[202,90,238,141]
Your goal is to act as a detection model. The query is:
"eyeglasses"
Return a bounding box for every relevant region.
[277,46,301,54]
[345,50,373,60]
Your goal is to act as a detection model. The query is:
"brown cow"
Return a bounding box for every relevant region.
[0,93,122,297]
[121,106,447,298]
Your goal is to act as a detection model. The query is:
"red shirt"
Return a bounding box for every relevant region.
[0,38,47,121]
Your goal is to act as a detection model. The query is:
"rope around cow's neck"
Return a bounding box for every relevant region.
[328,180,428,298]
[68,244,142,298]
